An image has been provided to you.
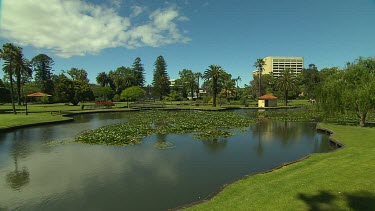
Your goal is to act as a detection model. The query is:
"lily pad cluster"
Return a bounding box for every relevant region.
[75,111,256,146]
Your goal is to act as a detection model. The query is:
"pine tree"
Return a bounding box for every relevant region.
[132,57,145,87]
[31,54,54,94]
[152,56,170,100]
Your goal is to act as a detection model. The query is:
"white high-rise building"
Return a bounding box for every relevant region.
[253,56,304,78]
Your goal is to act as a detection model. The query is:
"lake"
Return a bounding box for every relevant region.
[0,111,333,210]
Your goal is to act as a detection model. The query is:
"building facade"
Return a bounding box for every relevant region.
[253,56,304,78]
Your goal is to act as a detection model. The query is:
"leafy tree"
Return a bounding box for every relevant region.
[92,86,113,101]
[254,58,266,97]
[179,69,196,100]
[0,43,19,114]
[0,79,11,103]
[250,74,275,99]
[221,77,236,103]
[120,86,145,107]
[109,66,136,94]
[31,54,54,94]
[318,57,375,126]
[67,68,89,82]
[152,56,170,100]
[276,69,297,106]
[204,65,226,107]
[132,57,145,87]
[53,74,74,103]
[72,80,94,105]
[297,64,320,98]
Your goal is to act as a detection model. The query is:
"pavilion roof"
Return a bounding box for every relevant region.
[259,94,278,100]
[27,92,52,97]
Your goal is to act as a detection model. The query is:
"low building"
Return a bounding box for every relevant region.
[258,94,278,107]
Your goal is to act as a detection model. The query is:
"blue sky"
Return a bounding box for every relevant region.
[1,0,374,87]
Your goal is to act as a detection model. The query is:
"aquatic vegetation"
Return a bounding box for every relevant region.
[75,111,257,145]
[154,141,176,150]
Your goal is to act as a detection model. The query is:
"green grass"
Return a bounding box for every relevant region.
[0,113,72,129]
[185,124,375,210]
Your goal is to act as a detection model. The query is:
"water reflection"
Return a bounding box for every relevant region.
[0,112,334,210]
[201,138,228,153]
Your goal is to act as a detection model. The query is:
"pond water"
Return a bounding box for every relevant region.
[0,112,333,210]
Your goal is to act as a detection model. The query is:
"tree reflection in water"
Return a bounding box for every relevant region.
[5,132,31,191]
[201,138,228,153]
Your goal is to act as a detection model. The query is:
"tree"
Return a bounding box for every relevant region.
[0,43,19,114]
[67,68,89,82]
[254,58,266,97]
[276,69,297,106]
[53,74,75,103]
[152,56,170,100]
[109,66,136,94]
[96,72,109,87]
[12,47,32,105]
[179,69,196,100]
[204,65,226,107]
[318,57,375,127]
[234,76,242,100]
[195,72,203,99]
[120,86,146,107]
[297,64,320,98]
[0,79,11,103]
[132,57,145,87]
[31,54,54,94]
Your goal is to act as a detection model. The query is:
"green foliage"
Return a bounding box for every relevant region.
[132,57,145,87]
[152,55,170,100]
[96,72,110,87]
[67,68,89,82]
[75,111,257,146]
[120,86,145,101]
[275,69,297,106]
[318,57,375,126]
[31,54,54,94]
[204,65,227,107]
[179,69,197,99]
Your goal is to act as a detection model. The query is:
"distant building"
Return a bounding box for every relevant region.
[253,56,304,78]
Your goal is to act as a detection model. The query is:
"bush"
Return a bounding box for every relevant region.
[113,94,121,102]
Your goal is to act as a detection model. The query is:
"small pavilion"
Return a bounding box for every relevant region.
[25,92,52,115]
[258,94,278,108]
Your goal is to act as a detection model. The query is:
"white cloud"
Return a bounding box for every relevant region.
[130,5,144,17]
[0,0,190,58]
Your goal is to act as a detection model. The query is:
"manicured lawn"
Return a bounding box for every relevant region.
[185,124,375,210]
[0,113,72,129]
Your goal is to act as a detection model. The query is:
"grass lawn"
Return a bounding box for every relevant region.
[0,113,72,129]
[185,123,375,210]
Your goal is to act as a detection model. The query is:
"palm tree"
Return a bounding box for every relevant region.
[14,48,32,105]
[254,58,265,97]
[204,65,225,107]
[195,72,203,99]
[96,72,109,87]
[276,69,296,106]
[235,76,242,100]
[0,43,20,114]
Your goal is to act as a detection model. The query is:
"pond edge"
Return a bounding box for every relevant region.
[171,125,345,210]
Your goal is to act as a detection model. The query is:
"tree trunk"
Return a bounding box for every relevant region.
[359,112,367,127]
[191,85,194,100]
[196,78,200,99]
[212,78,217,107]
[9,63,17,114]
[285,90,288,106]
[16,69,21,105]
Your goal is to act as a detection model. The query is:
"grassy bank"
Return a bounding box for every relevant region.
[0,113,72,129]
[185,123,375,210]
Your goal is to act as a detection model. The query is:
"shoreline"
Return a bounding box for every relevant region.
[172,125,344,210]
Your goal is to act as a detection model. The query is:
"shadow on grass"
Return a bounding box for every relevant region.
[298,190,375,211]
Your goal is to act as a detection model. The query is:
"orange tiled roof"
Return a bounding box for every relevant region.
[259,94,277,100]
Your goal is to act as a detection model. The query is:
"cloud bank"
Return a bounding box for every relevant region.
[0,0,190,58]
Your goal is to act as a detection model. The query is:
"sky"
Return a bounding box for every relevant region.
[0,0,374,87]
